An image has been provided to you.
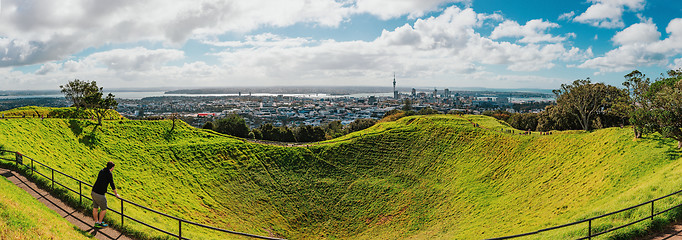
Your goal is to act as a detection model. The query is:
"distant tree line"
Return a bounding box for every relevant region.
[485,68,682,148]
[202,115,378,143]
[204,99,458,143]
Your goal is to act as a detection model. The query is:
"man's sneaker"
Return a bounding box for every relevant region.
[99,222,108,227]
[94,223,102,228]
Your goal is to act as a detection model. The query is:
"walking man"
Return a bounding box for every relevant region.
[91,161,120,228]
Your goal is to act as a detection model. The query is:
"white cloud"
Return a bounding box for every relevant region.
[573,0,646,28]
[558,11,575,21]
[353,0,468,20]
[579,18,682,73]
[490,19,565,43]
[213,6,586,81]
[611,20,659,45]
[0,0,479,68]
[87,48,185,72]
[0,5,588,90]
[669,58,682,69]
[202,33,312,48]
[35,62,59,75]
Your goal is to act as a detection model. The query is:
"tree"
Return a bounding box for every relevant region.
[83,86,117,126]
[214,114,250,138]
[322,120,343,138]
[345,118,377,134]
[553,79,626,131]
[202,121,215,130]
[60,79,99,110]
[169,113,180,132]
[417,107,440,115]
[622,70,651,138]
[630,69,682,148]
[536,105,581,131]
[508,113,539,131]
[294,125,326,142]
[402,98,413,111]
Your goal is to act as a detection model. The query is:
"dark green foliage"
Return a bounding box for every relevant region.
[202,121,214,130]
[629,69,682,148]
[323,120,344,138]
[345,118,377,134]
[536,105,581,131]
[417,107,440,115]
[257,123,297,142]
[251,128,262,139]
[402,98,413,111]
[60,79,99,110]
[61,79,118,125]
[294,125,326,142]
[553,78,627,131]
[508,112,539,131]
[214,114,250,138]
[85,92,117,126]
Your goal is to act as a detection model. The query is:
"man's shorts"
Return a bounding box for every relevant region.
[91,191,108,210]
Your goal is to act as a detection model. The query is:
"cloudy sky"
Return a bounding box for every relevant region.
[1,0,681,91]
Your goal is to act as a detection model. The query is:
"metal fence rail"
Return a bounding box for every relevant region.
[485,186,682,239]
[0,150,284,240]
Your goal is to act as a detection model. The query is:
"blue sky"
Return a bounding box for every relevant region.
[0,0,681,90]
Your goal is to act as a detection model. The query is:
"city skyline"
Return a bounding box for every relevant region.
[1,0,681,90]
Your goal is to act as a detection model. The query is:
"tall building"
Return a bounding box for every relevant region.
[444,88,450,98]
[433,88,438,98]
[411,88,416,97]
[393,73,398,99]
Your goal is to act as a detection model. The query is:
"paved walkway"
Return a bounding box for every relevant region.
[0,167,133,240]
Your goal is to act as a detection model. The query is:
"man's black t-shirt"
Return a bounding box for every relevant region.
[92,168,116,195]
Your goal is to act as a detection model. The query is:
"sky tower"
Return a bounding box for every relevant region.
[393,73,398,99]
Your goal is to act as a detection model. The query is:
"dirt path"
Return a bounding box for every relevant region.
[638,224,682,240]
[0,167,133,240]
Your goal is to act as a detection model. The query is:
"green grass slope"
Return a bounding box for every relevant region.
[0,175,93,239]
[1,107,681,239]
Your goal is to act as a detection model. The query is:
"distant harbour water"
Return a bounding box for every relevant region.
[0,91,397,100]
[0,91,554,102]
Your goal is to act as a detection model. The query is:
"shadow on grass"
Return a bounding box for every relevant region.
[69,120,85,136]
[644,134,682,161]
[162,130,176,141]
[79,132,100,148]
[69,120,101,148]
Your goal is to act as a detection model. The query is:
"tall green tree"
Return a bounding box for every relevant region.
[553,79,626,131]
[214,114,250,138]
[622,70,651,138]
[630,69,682,148]
[402,98,412,111]
[60,79,99,110]
[84,90,118,126]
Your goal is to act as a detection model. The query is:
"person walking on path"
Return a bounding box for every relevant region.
[91,161,120,228]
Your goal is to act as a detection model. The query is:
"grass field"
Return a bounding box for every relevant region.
[1,107,682,239]
[0,174,93,239]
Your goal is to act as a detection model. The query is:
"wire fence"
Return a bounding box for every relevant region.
[0,149,285,240]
